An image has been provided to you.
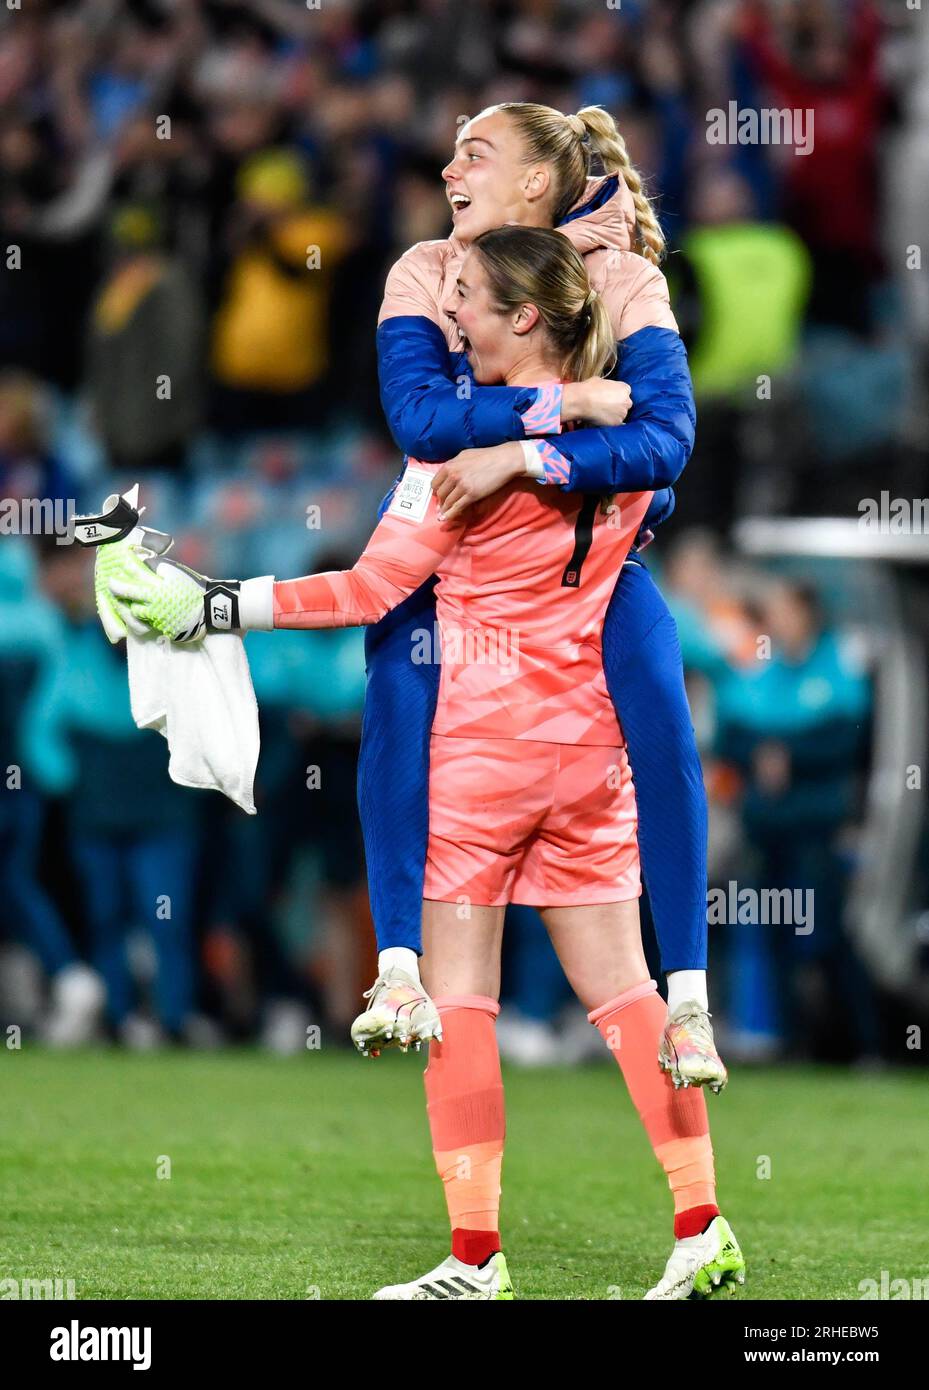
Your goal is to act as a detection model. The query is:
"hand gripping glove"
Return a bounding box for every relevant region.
[73,485,274,644]
[109,555,249,644]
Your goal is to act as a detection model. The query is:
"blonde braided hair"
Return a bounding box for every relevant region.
[574,106,666,266]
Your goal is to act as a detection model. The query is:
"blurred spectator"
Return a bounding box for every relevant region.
[209,149,350,433]
[86,203,204,472]
[21,537,204,1046]
[739,0,887,336]
[0,537,104,1045]
[672,167,811,525]
[0,370,74,505]
[714,579,878,1061]
[676,169,811,400]
[666,530,760,677]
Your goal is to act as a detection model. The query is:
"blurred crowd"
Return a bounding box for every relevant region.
[0,0,926,1060]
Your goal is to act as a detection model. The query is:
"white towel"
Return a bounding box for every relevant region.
[126,628,260,815]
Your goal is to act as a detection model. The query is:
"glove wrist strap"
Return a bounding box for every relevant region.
[203,581,241,633]
[72,494,140,547]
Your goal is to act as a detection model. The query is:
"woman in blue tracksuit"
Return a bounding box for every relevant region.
[355,102,723,1089]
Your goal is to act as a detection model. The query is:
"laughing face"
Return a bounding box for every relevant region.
[447,249,540,385]
[442,108,553,243]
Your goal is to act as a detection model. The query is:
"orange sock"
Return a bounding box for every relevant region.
[589,980,719,1239]
[423,995,504,1266]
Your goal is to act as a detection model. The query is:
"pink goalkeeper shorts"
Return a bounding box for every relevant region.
[424,734,641,908]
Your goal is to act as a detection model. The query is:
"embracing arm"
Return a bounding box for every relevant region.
[532,325,696,494]
[378,315,545,461]
[526,259,695,493]
[379,248,695,496]
[377,250,562,460]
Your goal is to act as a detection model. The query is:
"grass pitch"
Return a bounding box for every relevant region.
[2,1048,923,1300]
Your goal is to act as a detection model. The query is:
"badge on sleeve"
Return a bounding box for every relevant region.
[387,465,434,524]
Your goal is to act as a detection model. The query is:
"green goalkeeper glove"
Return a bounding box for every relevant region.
[109,555,248,644]
[74,485,273,643]
[110,559,274,642]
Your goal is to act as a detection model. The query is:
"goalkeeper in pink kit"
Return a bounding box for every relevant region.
[98,225,744,1301]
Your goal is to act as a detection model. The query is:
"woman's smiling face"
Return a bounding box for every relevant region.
[447,249,549,385]
[441,109,553,242]
[448,251,515,384]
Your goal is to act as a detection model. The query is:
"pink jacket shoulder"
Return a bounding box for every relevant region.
[378,239,464,348]
[585,248,679,340]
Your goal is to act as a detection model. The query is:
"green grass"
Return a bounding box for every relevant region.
[1,1048,924,1300]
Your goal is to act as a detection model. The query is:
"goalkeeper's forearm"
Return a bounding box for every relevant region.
[207,564,414,633]
[107,555,417,642]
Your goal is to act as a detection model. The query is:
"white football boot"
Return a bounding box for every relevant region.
[350,967,442,1056]
[645,1215,745,1300]
[658,1001,728,1093]
[372,1252,513,1300]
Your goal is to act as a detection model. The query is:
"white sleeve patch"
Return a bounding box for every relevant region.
[387,465,434,524]
[520,439,546,481]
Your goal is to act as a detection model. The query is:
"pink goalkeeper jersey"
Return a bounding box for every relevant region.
[273,464,651,746]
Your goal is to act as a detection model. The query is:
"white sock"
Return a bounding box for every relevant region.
[378,947,421,981]
[666,969,708,1013]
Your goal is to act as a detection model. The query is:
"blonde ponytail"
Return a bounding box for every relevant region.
[564,288,616,383]
[575,105,666,266]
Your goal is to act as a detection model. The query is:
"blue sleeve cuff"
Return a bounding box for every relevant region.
[520,384,563,437]
[533,439,571,485]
